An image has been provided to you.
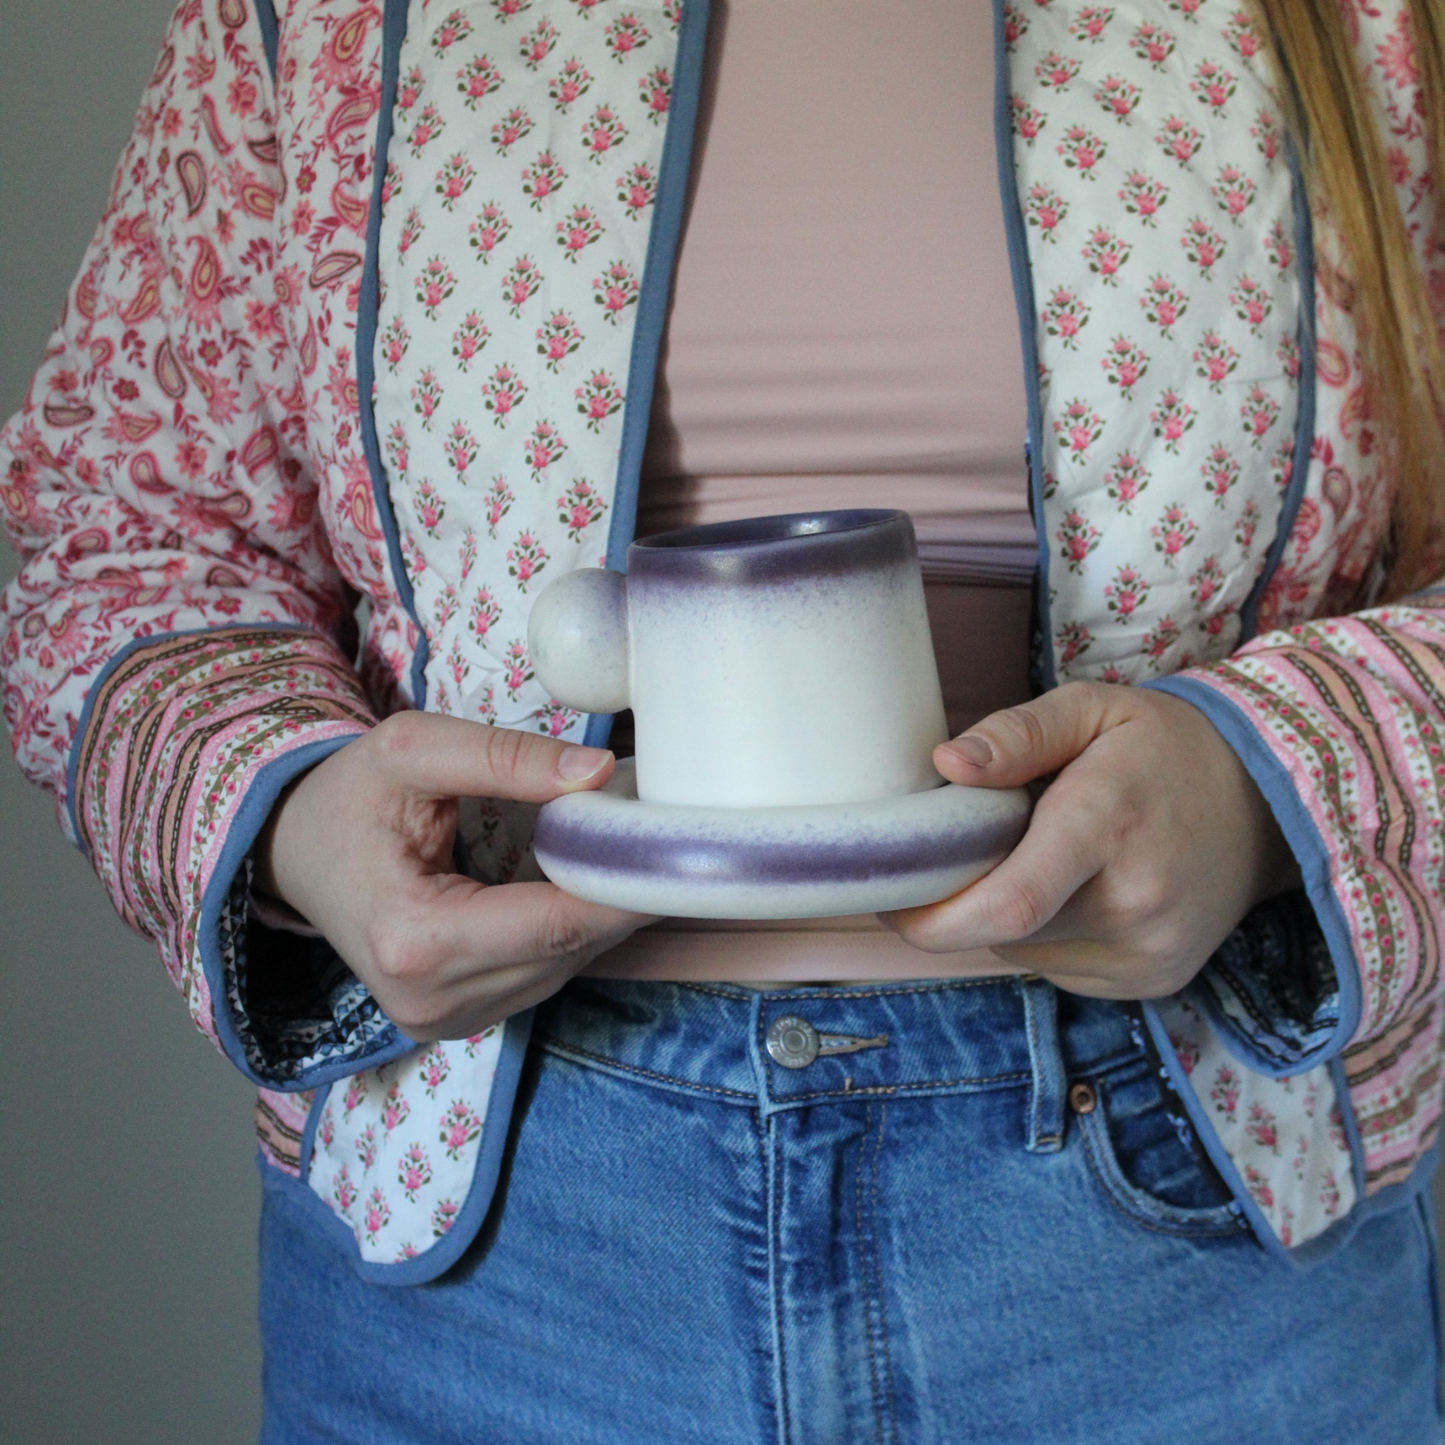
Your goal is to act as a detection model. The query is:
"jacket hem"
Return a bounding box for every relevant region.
[291,1009,535,1284]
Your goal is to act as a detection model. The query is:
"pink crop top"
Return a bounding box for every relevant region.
[586,0,1034,982]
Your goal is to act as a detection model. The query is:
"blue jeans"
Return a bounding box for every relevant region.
[259,977,1443,1443]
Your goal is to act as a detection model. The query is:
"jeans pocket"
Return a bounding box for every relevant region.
[1075,1058,1246,1240]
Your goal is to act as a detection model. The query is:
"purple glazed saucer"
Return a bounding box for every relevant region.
[533,759,1031,920]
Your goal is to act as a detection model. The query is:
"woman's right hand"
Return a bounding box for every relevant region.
[254,712,650,1041]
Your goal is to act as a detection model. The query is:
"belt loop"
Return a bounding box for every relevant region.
[1019,976,1066,1155]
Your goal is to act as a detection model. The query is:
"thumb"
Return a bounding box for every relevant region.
[933,681,1127,789]
[373,712,615,802]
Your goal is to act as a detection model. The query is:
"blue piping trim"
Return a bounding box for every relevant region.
[581,0,711,750]
[63,622,404,1086]
[991,0,1052,691]
[1144,1002,1438,1264]
[196,731,412,1089]
[63,622,314,855]
[357,0,428,709]
[255,0,279,87]
[1143,673,1363,1061]
[1240,139,1317,641]
[1333,1051,1369,1204]
[293,1009,535,1284]
[1141,1002,1294,1264]
[1301,1142,1442,1261]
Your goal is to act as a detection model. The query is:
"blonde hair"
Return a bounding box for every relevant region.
[1247,0,1445,599]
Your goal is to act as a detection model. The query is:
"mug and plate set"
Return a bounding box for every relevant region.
[527,509,1031,919]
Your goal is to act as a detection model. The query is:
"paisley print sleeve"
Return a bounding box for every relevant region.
[0,1,389,1079]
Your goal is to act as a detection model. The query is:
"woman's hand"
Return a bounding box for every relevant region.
[884,682,1300,999]
[254,712,650,1040]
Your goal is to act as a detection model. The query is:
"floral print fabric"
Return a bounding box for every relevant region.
[1007,0,1303,686]
[0,0,417,1066]
[1155,996,1355,1248]
[307,1027,507,1263]
[1158,0,1445,1229]
[1251,0,1443,631]
[1,0,1443,1267]
[1008,0,1445,1250]
[373,0,682,735]
[1172,592,1445,1203]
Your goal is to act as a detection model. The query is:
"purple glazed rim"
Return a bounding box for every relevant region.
[535,809,1026,888]
[534,783,1030,890]
[627,509,916,586]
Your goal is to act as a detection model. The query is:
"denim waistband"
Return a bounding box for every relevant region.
[535,976,1144,1123]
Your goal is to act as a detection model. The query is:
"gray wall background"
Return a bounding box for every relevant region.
[1,5,262,1442]
[3,6,1443,1443]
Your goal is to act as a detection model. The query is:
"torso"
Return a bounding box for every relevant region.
[596,0,1032,983]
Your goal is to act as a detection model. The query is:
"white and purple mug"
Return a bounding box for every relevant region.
[527,510,950,808]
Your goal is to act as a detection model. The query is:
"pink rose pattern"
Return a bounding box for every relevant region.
[0,2,416,1072]
[1012,1,1445,1252]
[2,0,1436,1258]
[1172,2,1445,1240]
[1159,998,1354,1246]
[1010,0,1299,681]
[308,1028,504,1263]
[372,0,678,754]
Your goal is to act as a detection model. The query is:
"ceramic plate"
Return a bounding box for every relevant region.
[534,759,1031,919]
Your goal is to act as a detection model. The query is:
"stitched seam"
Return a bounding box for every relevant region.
[871,1105,898,1444]
[1078,1108,1246,1239]
[770,1070,1033,1105]
[763,979,1016,1001]
[674,978,1024,1003]
[544,1053,1134,1105]
[535,1038,756,1099]
[678,981,765,1000]
[767,1112,792,1445]
[855,1104,885,1445]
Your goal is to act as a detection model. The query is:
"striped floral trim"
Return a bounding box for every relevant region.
[257,1087,315,1176]
[1182,591,1445,1192]
[71,626,374,1047]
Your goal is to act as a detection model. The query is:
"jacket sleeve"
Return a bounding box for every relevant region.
[0,0,401,1087]
[1156,592,1445,1163]
[1147,1,1445,1200]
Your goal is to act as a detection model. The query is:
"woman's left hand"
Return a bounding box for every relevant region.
[883,681,1301,999]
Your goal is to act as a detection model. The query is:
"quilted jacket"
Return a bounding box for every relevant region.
[3,0,1443,1281]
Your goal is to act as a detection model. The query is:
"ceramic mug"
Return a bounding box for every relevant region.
[527,509,950,809]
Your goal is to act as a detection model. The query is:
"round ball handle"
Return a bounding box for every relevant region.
[527,567,631,714]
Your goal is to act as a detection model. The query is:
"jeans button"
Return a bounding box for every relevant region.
[766,1016,820,1069]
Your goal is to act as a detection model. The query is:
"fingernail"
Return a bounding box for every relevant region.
[942,734,993,767]
[557,745,610,781]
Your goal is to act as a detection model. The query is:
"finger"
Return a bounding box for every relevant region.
[405,877,650,982]
[369,879,651,1037]
[884,790,1108,952]
[372,711,615,802]
[933,681,1128,789]
[388,953,593,1042]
